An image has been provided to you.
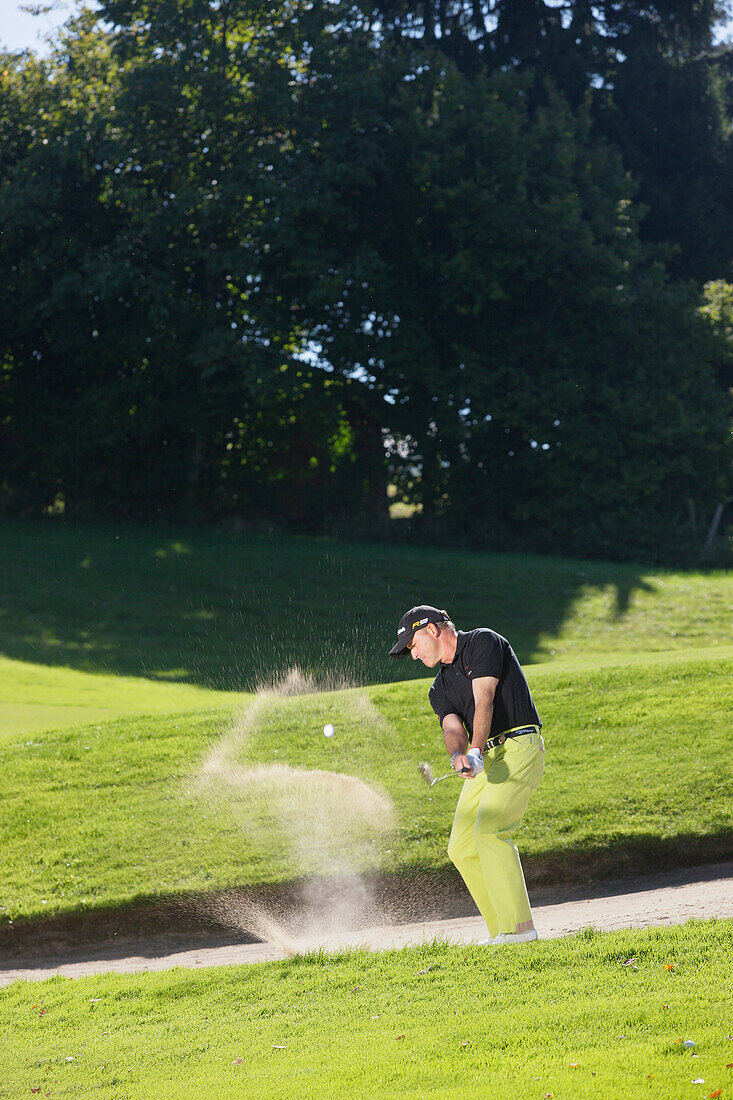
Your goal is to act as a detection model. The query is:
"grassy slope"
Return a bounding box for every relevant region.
[0,520,729,923]
[0,520,731,692]
[3,921,732,1099]
[0,657,239,741]
[1,523,731,1098]
[1,648,730,924]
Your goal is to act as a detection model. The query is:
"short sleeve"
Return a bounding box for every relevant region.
[464,630,504,679]
[428,675,454,727]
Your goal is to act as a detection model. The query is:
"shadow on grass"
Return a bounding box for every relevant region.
[0,519,661,690]
[611,572,655,618]
[1,830,730,962]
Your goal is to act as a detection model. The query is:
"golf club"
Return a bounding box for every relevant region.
[418,761,472,787]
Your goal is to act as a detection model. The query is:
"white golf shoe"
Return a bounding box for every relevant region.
[477,929,539,945]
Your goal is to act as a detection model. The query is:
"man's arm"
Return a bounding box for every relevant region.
[446,675,499,775]
[470,675,498,753]
[442,713,469,763]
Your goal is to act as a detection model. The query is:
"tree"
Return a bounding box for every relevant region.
[0,3,378,526]
[1,2,729,561]
[273,40,729,559]
[367,0,733,282]
[594,4,733,281]
[0,25,126,515]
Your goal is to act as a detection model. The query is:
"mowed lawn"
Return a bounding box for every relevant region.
[1,647,730,924]
[0,521,730,922]
[1,520,731,691]
[1,523,731,1099]
[0,657,238,743]
[3,921,732,1099]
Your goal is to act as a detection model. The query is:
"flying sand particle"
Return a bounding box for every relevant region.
[187,668,397,954]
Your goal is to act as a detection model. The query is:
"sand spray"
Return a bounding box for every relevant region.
[189,667,397,953]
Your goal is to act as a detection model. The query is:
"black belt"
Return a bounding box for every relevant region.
[485,725,539,750]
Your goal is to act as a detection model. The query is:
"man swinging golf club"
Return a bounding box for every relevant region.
[389,605,544,945]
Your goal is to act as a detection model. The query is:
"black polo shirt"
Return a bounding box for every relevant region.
[428,629,541,738]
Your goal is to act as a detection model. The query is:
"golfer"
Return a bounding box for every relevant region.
[389,605,544,944]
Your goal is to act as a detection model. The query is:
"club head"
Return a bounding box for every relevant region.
[417,761,435,786]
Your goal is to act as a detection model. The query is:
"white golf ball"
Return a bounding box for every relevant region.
[323,723,335,738]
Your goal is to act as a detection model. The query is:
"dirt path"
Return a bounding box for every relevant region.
[2,862,731,987]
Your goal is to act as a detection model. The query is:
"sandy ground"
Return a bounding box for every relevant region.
[2,861,731,987]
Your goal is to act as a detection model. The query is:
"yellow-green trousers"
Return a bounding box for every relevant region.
[447,731,545,938]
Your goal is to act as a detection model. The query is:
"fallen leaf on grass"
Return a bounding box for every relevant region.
[232,1057,245,1066]
[31,1090,41,1095]
[395,1035,405,1041]
[664,963,676,971]
[726,1063,733,1069]
[708,1090,722,1098]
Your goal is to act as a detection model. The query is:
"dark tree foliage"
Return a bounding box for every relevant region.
[270,35,728,560]
[0,5,383,527]
[368,0,733,281]
[0,0,730,562]
[596,32,733,281]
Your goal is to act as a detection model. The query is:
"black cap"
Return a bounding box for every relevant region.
[388,605,451,658]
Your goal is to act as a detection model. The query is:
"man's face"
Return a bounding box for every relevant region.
[408,624,442,666]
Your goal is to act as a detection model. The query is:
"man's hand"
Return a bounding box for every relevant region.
[451,749,484,776]
[451,753,475,776]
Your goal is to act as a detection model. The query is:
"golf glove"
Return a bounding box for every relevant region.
[467,748,484,775]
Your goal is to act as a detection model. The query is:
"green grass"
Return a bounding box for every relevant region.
[1,647,730,925]
[0,519,730,691]
[1,521,731,1097]
[3,921,732,1099]
[0,657,239,741]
